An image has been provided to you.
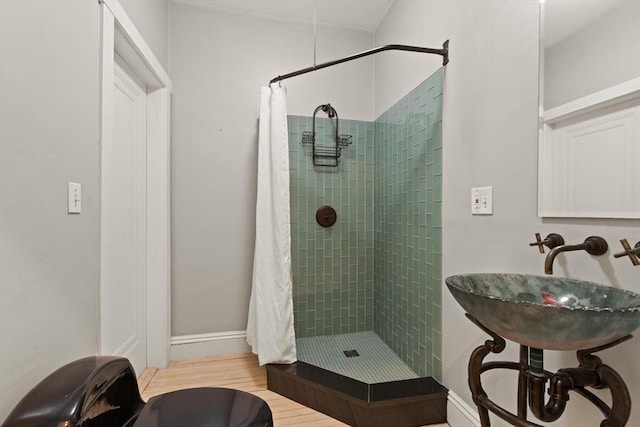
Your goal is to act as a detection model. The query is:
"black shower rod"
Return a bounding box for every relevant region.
[269,40,449,84]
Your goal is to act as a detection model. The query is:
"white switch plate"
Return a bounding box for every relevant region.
[471,186,493,215]
[68,182,81,214]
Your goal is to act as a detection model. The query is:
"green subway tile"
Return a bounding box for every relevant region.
[433,149,443,176]
[290,70,442,376]
[372,70,443,376]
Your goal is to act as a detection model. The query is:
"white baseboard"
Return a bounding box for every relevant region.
[170,330,251,360]
[447,391,481,427]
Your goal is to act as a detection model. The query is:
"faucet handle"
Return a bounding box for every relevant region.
[613,239,640,266]
[529,233,565,253]
[529,233,546,253]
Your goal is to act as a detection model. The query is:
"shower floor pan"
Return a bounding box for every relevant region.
[266,331,447,427]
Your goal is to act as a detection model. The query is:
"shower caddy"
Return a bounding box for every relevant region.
[302,103,352,167]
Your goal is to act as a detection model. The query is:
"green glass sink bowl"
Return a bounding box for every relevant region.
[446,273,640,351]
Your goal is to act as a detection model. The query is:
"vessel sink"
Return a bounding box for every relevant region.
[446,273,640,351]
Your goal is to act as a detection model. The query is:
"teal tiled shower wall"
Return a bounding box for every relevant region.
[288,68,443,379]
[288,116,375,338]
[374,68,444,379]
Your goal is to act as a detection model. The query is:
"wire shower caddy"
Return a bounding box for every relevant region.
[302,103,352,167]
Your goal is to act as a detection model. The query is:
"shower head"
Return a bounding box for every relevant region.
[321,104,336,118]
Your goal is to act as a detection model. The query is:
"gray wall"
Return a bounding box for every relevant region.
[376,1,640,425]
[0,2,101,419]
[169,2,374,336]
[544,0,640,109]
[120,0,169,71]
[0,0,168,422]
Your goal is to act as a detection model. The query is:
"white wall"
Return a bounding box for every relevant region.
[0,0,169,422]
[376,1,640,426]
[169,2,374,336]
[120,0,170,71]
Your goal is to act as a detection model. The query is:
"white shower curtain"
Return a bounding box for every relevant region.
[246,84,297,365]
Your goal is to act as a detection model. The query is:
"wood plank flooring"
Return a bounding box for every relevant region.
[139,353,349,426]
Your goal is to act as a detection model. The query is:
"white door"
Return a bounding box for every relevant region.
[101,56,148,375]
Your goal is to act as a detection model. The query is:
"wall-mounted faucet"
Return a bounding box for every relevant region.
[613,239,640,266]
[544,236,608,275]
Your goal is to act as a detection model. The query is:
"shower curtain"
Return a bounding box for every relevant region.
[246,84,297,365]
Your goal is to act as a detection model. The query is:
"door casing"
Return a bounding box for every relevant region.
[99,0,171,369]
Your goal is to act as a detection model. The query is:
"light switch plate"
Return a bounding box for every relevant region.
[68,182,81,214]
[471,186,493,215]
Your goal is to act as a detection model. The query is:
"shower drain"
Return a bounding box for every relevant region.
[343,349,360,358]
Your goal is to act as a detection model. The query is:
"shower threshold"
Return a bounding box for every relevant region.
[266,332,447,426]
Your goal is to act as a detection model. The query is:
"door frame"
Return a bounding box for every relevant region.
[100,0,171,368]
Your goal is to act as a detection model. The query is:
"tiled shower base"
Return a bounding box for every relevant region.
[296,331,419,384]
[266,331,448,426]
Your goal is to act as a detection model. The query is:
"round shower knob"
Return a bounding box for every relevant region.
[316,206,337,228]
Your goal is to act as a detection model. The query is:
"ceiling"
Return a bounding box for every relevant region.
[172,0,395,31]
[173,1,629,45]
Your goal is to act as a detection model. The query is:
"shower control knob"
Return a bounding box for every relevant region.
[316,206,337,228]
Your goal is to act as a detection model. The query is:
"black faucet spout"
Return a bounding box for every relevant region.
[544,236,608,275]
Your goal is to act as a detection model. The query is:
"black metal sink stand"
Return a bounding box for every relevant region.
[465,313,632,427]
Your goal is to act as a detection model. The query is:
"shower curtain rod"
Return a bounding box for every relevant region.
[270,40,449,84]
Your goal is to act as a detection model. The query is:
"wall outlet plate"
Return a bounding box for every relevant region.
[471,186,493,215]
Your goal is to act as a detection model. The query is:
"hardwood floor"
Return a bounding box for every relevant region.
[139,352,449,426]
[139,353,349,426]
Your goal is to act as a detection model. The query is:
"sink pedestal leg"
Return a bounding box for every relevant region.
[576,341,632,427]
[465,314,633,427]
